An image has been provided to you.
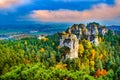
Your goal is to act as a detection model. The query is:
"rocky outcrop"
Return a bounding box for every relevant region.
[87,24,99,45]
[59,23,108,59]
[60,33,79,59]
[98,27,108,35]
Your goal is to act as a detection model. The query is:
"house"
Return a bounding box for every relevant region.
[38,35,46,40]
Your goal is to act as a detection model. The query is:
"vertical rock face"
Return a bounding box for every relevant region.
[78,28,82,40]
[87,24,99,45]
[60,33,79,59]
[78,24,86,40]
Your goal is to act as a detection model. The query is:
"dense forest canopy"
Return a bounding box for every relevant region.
[0,23,120,80]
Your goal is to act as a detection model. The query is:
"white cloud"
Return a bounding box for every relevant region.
[29,0,120,23]
[0,0,31,10]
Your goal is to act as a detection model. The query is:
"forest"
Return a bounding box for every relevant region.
[0,24,120,80]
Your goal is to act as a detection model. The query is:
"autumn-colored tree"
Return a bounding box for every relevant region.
[57,46,61,50]
[40,48,45,53]
[43,38,49,42]
[82,40,92,49]
[78,43,84,57]
[90,49,96,60]
[90,60,95,71]
[54,63,67,70]
[94,69,107,77]
[99,54,103,60]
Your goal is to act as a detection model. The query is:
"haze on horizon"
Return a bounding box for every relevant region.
[0,0,120,25]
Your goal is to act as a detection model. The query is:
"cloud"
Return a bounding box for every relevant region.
[29,0,120,22]
[0,0,31,9]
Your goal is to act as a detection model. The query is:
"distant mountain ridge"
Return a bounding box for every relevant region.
[107,25,120,34]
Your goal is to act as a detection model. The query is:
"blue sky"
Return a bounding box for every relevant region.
[0,0,120,25]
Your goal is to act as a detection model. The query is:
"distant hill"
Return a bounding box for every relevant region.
[107,25,120,34]
[0,23,71,35]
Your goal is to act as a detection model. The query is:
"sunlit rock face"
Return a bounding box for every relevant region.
[60,33,79,59]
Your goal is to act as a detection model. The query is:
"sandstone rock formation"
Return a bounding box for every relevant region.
[59,23,108,59]
[60,33,79,59]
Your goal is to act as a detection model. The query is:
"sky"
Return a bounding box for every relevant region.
[0,0,120,25]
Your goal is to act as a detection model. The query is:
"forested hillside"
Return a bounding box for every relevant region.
[0,25,120,80]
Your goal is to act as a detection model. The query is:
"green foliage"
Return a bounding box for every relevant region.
[0,29,119,80]
[0,63,94,80]
[0,34,60,75]
[115,67,120,80]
